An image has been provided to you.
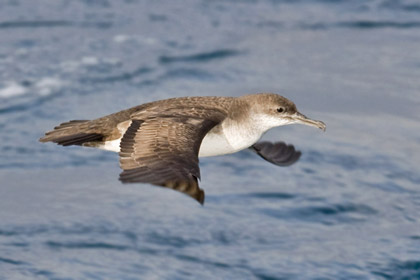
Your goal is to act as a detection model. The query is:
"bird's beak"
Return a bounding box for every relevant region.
[292,112,326,131]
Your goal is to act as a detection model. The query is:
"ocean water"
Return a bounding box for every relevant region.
[1,0,420,279]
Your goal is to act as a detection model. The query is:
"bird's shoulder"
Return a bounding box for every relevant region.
[128,96,235,121]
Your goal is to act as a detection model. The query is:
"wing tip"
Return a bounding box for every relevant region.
[119,171,205,205]
[252,141,302,167]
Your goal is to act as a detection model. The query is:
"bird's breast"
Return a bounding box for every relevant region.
[198,131,236,157]
[198,122,261,157]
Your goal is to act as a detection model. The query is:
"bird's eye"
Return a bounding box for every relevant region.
[277,107,285,113]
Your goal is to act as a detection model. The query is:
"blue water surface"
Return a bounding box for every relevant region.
[1,0,420,279]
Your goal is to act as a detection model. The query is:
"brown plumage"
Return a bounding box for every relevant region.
[40,93,326,204]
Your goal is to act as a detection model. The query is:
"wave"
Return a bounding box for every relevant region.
[259,202,377,224]
[159,49,240,64]
[302,20,420,30]
[0,78,66,115]
[0,20,71,29]
[45,241,129,251]
[0,257,27,265]
[0,20,113,29]
[370,259,420,279]
[80,67,154,84]
[0,81,27,98]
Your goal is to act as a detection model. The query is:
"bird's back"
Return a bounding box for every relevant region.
[39,95,235,147]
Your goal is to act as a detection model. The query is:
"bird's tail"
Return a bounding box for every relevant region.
[39,120,103,146]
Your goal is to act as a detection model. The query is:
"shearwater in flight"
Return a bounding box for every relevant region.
[40,93,326,204]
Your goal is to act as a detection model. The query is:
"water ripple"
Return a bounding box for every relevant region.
[245,192,296,200]
[0,20,113,29]
[80,67,154,84]
[301,20,420,30]
[381,2,420,13]
[207,192,297,205]
[0,20,72,29]
[159,49,240,64]
[0,226,48,237]
[146,235,195,248]
[364,181,412,193]
[338,20,420,29]
[371,260,420,279]
[386,170,420,185]
[45,241,129,251]
[0,257,26,265]
[161,68,215,80]
[173,253,231,269]
[260,203,377,224]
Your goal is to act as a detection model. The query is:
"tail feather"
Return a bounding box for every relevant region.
[42,133,104,146]
[52,120,89,130]
[39,119,104,146]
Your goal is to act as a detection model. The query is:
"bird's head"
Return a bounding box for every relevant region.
[242,93,326,131]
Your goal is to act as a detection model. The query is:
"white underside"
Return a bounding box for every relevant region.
[99,139,121,153]
[97,131,252,157]
[198,125,259,157]
[97,113,295,157]
[97,126,260,157]
[97,120,130,153]
[198,132,235,157]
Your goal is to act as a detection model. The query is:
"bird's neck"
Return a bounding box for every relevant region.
[221,110,269,151]
[199,100,273,157]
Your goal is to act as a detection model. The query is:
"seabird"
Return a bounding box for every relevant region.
[39,93,326,204]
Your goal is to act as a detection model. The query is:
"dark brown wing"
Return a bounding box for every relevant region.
[251,141,301,167]
[119,111,226,204]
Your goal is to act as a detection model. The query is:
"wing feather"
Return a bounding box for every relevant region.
[251,141,301,167]
[119,108,226,204]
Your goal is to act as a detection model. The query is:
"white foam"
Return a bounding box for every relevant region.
[113,34,131,43]
[35,77,65,96]
[113,34,157,45]
[60,60,79,72]
[0,81,27,98]
[81,56,99,65]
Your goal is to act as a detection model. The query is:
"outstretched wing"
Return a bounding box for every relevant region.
[119,110,226,204]
[251,141,301,166]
